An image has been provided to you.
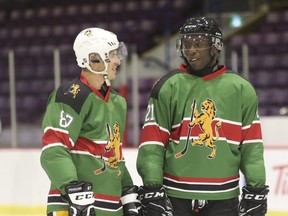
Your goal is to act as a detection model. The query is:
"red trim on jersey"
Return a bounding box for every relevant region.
[142,120,243,146]
[73,137,120,158]
[42,129,122,158]
[42,128,73,149]
[80,74,111,102]
[164,173,239,183]
[73,137,106,155]
[140,124,170,147]
[141,120,262,147]
[170,120,242,143]
[178,64,226,80]
[220,122,242,142]
[49,190,61,195]
[48,190,120,202]
[94,193,120,202]
[203,65,226,80]
[178,64,190,74]
[241,122,262,142]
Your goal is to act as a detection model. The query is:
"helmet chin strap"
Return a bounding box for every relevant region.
[86,62,111,86]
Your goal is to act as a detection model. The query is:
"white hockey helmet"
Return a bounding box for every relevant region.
[73,27,127,85]
[73,27,119,67]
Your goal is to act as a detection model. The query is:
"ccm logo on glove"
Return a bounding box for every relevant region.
[75,193,94,200]
[139,191,164,199]
[244,193,267,200]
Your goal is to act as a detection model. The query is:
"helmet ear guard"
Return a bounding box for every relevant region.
[212,37,223,51]
[89,53,101,64]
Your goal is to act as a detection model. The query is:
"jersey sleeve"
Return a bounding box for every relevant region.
[40,83,89,194]
[137,79,172,186]
[240,83,266,187]
[120,163,134,192]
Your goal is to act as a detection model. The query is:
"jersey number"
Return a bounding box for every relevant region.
[59,111,73,128]
[145,104,155,121]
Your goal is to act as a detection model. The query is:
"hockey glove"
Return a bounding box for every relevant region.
[121,185,141,215]
[138,185,173,216]
[238,185,269,216]
[62,181,95,216]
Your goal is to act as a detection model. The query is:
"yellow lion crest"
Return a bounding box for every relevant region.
[188,99,222,159]
[64,84,80,98]
[105,122,122,169]
[94,122,122,177]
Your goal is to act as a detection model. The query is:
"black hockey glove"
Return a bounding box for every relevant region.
[238,185,269,216]
[138,185,173,216]
[62,181,95,216]
[121,185,141,215]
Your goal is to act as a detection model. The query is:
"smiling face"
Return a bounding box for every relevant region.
[181,34,217,71]
[89,49,121,81]
[106,50,121,81]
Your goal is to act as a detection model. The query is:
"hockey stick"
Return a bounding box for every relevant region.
[174,99,196,158]
[94,123,111,175]
[106,123,112,144]
[94,160,107,175]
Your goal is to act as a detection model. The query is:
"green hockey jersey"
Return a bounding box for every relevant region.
[137,64,266,200]
[41,75,133,216]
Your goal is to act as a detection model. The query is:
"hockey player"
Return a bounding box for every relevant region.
[40,27,140,216]
[136,17,269,216]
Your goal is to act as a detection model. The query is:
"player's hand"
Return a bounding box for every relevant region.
[62,181,95,216]
[138,185,173,216]
[238,185,269,216]
[121,185,141,215]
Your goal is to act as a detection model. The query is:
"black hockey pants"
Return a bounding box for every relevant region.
[169,196,238,216]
